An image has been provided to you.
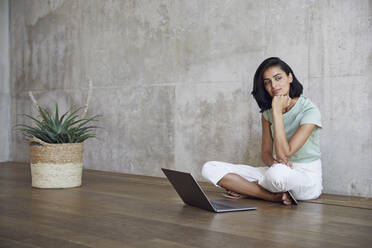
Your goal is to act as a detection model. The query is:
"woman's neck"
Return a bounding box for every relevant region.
[284,97,299,113]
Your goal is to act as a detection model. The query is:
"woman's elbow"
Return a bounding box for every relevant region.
[262,151,276,165]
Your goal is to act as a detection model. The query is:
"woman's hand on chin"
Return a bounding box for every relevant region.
[272,94,291,113]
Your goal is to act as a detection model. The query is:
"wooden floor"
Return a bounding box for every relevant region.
[1,162,371,248]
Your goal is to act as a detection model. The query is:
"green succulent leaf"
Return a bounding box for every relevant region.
[16,104,102,144]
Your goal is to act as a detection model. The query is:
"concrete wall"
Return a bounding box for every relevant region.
[0,0,10,162]
[8,0,372,197]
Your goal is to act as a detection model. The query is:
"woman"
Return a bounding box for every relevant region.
[202,57,322,205]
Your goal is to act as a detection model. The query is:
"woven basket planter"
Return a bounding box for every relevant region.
[29,138,84,189]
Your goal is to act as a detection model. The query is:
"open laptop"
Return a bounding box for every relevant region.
[161,168,257,213]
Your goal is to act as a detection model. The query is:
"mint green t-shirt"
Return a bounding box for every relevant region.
[262,95,322,163]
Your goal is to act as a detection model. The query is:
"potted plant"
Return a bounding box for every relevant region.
[16,81,101,188]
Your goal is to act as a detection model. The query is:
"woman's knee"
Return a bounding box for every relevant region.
[263,164,291,191]
[201,161,218,179]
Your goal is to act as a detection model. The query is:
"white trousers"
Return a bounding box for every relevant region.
[202,159,323,200]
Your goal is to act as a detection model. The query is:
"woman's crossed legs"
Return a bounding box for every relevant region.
[202,161,316,205]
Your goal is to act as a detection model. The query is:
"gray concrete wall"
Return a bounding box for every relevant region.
[0,0,10,162]
[8,0,372,197]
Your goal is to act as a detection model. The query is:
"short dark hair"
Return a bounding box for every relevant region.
[251,57,303,112]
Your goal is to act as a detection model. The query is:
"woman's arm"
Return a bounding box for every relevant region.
[261,114,277,166]
[272,96,316,161]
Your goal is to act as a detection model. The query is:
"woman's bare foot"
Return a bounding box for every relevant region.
[223,189,242,199]
[281,192,293,205]
[223,189,292,204]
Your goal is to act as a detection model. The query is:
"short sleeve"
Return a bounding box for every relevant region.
[262,111,269,121]
[262,109,272,123]
[300,106,322,128]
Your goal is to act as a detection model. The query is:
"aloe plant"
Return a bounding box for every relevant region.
[17,104,101,144]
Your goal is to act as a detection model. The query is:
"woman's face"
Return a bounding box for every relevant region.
[262,66,293,97]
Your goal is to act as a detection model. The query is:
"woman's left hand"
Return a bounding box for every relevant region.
[272,94,291,113]
[274,158,293,169]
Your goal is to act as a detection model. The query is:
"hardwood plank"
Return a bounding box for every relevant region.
[0,237,40,248]
[307,194,372,209]
[126,238,196,248]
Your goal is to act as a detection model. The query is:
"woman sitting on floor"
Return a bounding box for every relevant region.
[202,57,323,205]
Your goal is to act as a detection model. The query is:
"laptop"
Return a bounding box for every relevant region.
[161,168,257,213]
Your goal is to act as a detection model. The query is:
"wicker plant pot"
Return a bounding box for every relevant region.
[29,138,84,189]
